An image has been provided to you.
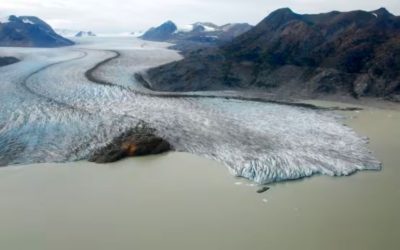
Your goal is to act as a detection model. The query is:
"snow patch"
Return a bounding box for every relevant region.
[0,16,10,24]
[176,24,194,33]
[75,31,96,37]
[22,18,35,25]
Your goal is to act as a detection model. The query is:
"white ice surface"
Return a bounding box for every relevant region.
[0,37,381,183]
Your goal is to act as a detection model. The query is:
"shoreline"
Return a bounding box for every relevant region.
[0,105,399,249]
[304,96,400,111]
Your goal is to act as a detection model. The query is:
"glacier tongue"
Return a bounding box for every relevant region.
[0,37,381,184]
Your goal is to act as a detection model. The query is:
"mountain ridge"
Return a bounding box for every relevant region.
[144,8,400,101]
[0,15,74,47]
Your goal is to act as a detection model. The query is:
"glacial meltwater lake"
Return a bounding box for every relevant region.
[0,102,399,250]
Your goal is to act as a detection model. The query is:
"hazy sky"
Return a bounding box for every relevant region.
[1,0,399,32]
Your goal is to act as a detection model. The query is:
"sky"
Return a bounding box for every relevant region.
[1,0,399,33]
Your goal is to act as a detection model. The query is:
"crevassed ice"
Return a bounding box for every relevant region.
[0,37,381,183]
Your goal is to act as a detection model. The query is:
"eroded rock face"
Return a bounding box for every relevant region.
[75,31,96,37]
[88,122,171,163]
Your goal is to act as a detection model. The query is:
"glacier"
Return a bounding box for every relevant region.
[0,37,381,184]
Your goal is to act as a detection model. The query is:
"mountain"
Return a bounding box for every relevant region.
[130,31,145,37]
[75,31,96,37]
[144,8,400,101]
[177,22,220,33]
[141,21,177,41]
[140,21,252,51]
[0,15,74,47]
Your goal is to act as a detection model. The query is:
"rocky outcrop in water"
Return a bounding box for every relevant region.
[89,122,172,163]
[0,15,74,47]
[145,8,400,101]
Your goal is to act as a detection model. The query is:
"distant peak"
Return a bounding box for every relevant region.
[270,7,295,15]
[159,20,177,30]
[193,22,218,27]
[372,7,393,17]
[164,20,176,25]
[266,7,300,19]
[264,7,301,25]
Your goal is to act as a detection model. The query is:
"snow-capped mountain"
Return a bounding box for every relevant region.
[141,20,252,44]
[141,21,177,41]
[0,15,74,47]
[0,16,11,24]
[146,8,400,101]
[177,22,219,33]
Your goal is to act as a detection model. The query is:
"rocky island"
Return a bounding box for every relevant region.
[89,122,171,163]
[140,20,252,53]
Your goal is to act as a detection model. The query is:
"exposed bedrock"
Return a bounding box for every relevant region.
[89,122,172,163]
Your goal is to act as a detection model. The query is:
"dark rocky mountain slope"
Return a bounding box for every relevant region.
[0,15,73,47]
[144,8,400,101]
